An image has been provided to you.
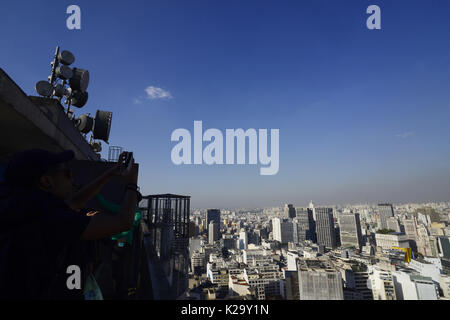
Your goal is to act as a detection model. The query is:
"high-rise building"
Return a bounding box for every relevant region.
[191,249,206,275]
[293,208,316,243]
[401,217,419,252]
[416,224,433,256]
[298,269,344,300]
[403,217,418,241]
[248,230,261,246]
[284,270,300,300]
[206,209,221,226]
[378,204,394,230]
[335,224,341,247]
[188,221,197,237]
[286,251,300,271]
[339,212,363,249]
[354,271,373,300]
[243,267,284,300]
[309,200,316,220]
[387,217,401,233]
[208,222,220,244]
[375,232,409,250]
[221,234,236,250]
[392,272,439,300]
[284,204,296,219]
[189,237,204,258]
[368,266,396,300]
[272,218,294,244]
[437,236,450,259]
[238,230,248,250]
[206,209,221,242]
[315,208,337,249]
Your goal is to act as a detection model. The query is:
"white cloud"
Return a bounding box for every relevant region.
[396,131,414,139]
[145,86,172,100]
[133,85,173,104]
[133,97,143,104]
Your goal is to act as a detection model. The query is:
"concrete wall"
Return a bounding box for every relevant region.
[0,68,99,162]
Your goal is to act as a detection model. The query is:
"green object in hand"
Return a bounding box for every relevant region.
[95,194,142,245]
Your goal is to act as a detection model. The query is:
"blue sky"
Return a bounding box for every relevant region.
[1,0,450,208]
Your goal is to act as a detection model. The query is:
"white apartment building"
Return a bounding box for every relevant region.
[191,249,206,272]
[243,267,284,300]
[408,258,442,284]
[375,232,409,250]
[243,247,272,265]
[368,266,397,300]
[287,251,300,271]
[393,271,439,300]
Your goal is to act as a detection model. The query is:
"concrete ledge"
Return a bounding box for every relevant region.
[0,68,100,161]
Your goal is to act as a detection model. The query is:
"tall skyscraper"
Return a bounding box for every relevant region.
[293,208,316,243]
[378,204,394,230]
[206,209,221,242]
[272,218,294,244]
[339,212,363,249]
[239,230,248,250]
[315,207,337,249]
[309,200,316,220]
[208,222,220,244]
[206,209,221,226]
[284,204,296,219]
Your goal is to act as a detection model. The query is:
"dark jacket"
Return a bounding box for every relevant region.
[0,183,91,299]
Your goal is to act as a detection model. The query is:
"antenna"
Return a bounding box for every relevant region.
[48,46,60,86]
[35,46,114,153]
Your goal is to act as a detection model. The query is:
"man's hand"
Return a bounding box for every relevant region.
[108,152,138,184]
[108,152,127,177]
[122,156,138,185]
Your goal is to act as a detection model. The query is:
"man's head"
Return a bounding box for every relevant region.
[4,149,75,200]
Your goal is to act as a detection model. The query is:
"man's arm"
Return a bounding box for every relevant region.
[80,159,139,240]
[67,153,126,211]
[80,190,138,240]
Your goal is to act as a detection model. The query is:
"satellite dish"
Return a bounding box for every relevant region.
[69,68,90,92]
[56,65,73,80]
[76,114,94,134]
[35,80,53,97]
[58,50,75,65]
[53,84,71,98]
[91,141,102,153]
[70,90,89,108]
[93,110,113,143]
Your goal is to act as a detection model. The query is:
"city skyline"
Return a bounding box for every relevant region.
[188,197,450,300]
[1,0,450,208]
[191,200,450,211]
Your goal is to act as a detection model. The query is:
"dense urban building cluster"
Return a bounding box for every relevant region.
[181,202,450,300]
